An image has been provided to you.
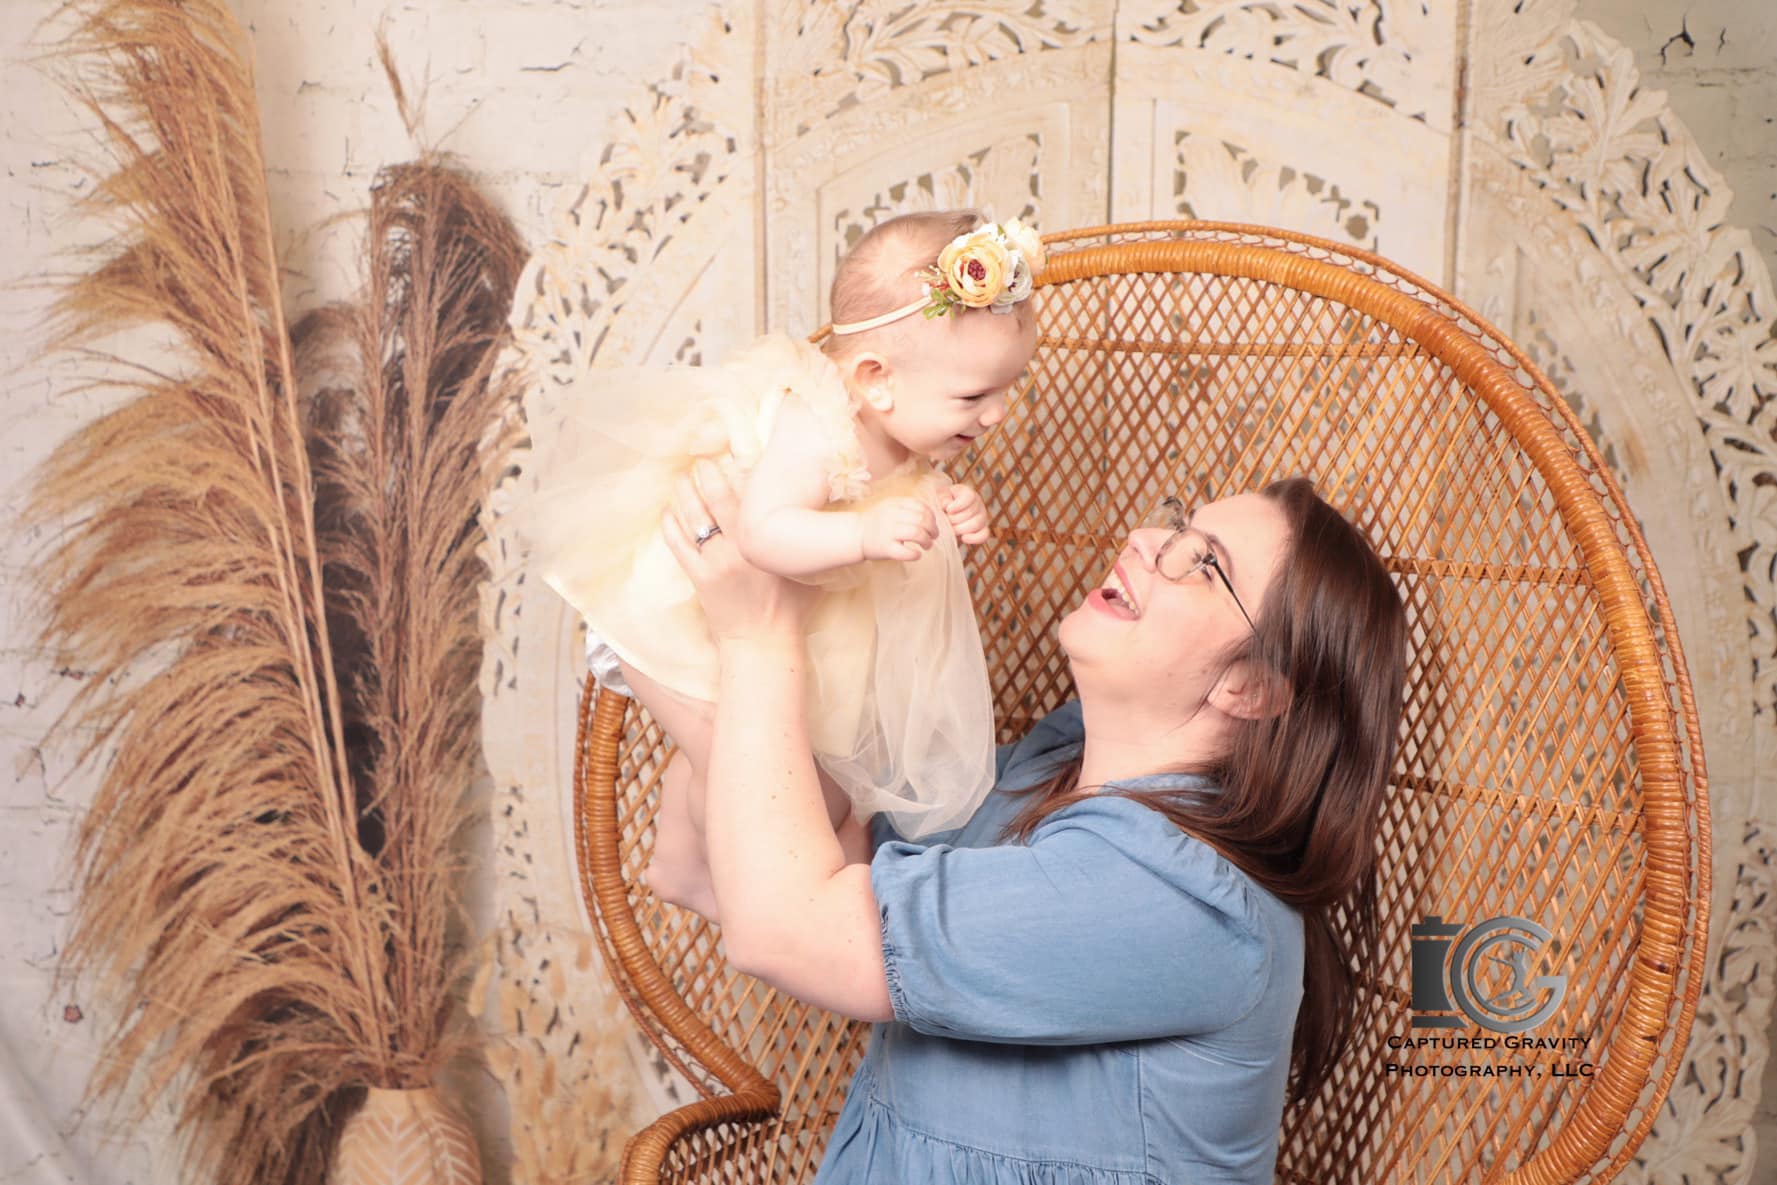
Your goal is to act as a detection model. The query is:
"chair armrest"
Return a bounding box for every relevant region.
[621,1086,780,1185]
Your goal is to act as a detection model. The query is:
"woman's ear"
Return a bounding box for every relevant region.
[1209,659,1290,722]
[845,353,894,413]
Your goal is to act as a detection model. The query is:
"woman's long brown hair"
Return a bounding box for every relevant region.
[1000,476,1406,1104]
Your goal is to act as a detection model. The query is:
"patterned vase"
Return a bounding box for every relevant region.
[333,1086,482,1185]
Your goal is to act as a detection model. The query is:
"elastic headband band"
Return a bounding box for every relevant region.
[828,218,1045,336]
[829,293,932,337]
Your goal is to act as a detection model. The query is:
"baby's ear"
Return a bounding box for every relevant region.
[846,352,894,412]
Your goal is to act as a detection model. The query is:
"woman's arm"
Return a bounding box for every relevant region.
[706,634,895,1018]
[664,463,895,1021]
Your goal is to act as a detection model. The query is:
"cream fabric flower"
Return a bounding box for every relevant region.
[997,260,1034,307]
[1000,218,1046,272]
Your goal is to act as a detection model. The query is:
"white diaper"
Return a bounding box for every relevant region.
[583,627,633,696]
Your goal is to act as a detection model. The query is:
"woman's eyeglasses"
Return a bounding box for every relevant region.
[1140,496,1256,632]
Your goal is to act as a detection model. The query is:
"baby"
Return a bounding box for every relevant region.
[519,210,1043,918]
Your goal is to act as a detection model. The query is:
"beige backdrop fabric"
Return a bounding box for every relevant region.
[2,2,1772,1183]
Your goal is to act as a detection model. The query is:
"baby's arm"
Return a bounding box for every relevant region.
[736,397,937,576]
[943,482,992,545]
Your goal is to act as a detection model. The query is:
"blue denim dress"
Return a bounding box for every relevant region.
[811,702,1305,1185]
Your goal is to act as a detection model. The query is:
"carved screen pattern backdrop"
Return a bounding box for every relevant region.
[478,1,1773,1180]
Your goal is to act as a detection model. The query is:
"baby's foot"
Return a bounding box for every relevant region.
[646,850,719,922]
[643,751,720,922]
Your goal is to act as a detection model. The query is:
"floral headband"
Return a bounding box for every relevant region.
[830,218,1046,336]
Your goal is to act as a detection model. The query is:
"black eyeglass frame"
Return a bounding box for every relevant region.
[1148,495,1257,633]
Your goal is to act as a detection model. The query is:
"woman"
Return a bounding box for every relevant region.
[660,463,1407,1184]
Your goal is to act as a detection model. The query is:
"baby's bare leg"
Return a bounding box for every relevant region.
[619,663,719,918]
[623,663,866,915]
[835,808,875,866]
[815,766,862,847]
[814,765,880,865]
[651,751,719,921]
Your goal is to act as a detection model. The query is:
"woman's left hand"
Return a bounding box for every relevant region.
[663,460,817,644]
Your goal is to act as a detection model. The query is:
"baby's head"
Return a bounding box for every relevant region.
[824,211,1041,462]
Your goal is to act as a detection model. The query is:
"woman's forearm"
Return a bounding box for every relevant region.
[703,632,891,1017]
[704,632,845,941]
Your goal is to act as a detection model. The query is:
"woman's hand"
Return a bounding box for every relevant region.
[663,460,817,645]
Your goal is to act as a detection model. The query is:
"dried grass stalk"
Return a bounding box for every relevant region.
[24,3,523,1181]
[294,152,526,1072]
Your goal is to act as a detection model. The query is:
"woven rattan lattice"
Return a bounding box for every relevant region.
[572,222,1709,1185]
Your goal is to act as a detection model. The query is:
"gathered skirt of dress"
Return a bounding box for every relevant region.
[511,334,996,839]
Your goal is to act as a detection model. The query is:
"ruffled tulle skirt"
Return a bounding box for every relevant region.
[511,335,995,839]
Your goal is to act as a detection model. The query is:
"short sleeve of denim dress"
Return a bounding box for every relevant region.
[812,702,1306,1185]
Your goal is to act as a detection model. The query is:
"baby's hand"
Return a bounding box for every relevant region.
[859,497,939,561]
[944,483,991,546]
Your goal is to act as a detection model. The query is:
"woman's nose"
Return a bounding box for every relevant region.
[1125,528,1168,569]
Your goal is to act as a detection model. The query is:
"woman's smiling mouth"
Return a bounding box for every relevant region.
[1091,562,1140,619]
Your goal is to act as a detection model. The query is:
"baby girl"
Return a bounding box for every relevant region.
[519,210,1043,918]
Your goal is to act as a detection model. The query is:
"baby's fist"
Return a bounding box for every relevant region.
[944,483,991,546]
[859,497,939,562]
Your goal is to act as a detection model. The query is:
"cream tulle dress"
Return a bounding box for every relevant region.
[515,333,996,840]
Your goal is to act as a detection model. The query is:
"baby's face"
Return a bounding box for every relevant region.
[882,308,1038,461]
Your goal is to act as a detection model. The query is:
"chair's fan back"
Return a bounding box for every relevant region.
[577,223,1708,1185]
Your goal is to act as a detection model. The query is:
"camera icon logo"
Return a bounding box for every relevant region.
[1410,915,1568,1033]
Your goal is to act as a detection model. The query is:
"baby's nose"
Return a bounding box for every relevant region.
[978,399,1006,427]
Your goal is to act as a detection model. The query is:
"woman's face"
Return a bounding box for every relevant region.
[1058,491,1292,713]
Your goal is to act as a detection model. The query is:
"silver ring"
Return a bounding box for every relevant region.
[693,523,722,550]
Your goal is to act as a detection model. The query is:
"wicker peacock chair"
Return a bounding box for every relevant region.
[571,223,1710,1185]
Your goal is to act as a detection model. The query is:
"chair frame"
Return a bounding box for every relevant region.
[573,221,1710,1185]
